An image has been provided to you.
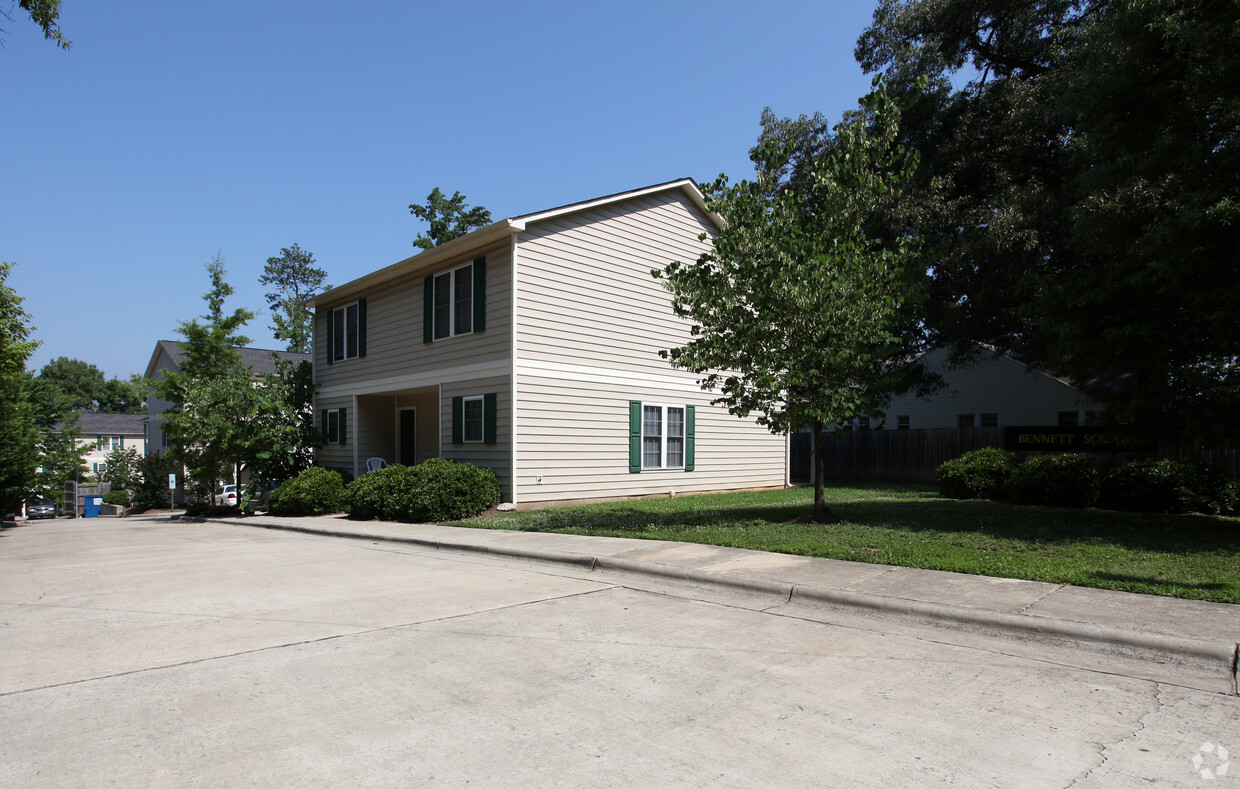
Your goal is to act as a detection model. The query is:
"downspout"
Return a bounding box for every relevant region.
[509,228,520,507]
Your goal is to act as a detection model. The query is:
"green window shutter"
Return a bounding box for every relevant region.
[96,436,103,449]
[325,309,335,364]
[357,298,367,358]
[483,392,497,444]
[120,437,124,449]
[423,276,434,344]
[452,396,463,444]
[321,410,329,441]
[685,405,695,472]
[339,408,348,445]
[473,256,486,332]
[629,401,642,473]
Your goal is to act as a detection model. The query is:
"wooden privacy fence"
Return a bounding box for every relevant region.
[793,427,1238,483]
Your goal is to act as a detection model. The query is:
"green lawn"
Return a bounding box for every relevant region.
[444,484,1240,604]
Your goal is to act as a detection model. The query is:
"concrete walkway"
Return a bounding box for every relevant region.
[208,512,1240,695]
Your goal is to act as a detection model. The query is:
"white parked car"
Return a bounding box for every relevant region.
[214,485,238,507]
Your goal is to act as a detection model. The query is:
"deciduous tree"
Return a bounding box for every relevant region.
[655,80,933,522]
[409,188,492,250]
[856,0,1240,445]
[0,261,41,513]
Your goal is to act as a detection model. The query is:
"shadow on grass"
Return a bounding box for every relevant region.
[1088,571,1232,592]
[482,494,1240,557]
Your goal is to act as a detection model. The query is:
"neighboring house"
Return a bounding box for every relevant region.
[309,178,789,506]
[857,346,1095,430]
[75,412,147,477]
[143,340,311,456]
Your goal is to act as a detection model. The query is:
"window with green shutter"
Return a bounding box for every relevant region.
[452,393,498,445]
[629,401,694,472]
[425,257,486,342]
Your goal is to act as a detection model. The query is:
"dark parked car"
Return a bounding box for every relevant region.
[26,500,57,519]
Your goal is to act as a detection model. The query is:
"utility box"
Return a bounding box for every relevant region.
[83,496,103,518]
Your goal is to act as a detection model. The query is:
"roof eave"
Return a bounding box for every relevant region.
[307,219,525,310]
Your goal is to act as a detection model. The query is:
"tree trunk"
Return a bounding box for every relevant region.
[810,420,839,524]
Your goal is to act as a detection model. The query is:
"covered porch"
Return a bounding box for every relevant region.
[348,386,441,476]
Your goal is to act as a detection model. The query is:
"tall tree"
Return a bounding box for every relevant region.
[655,80,932,522]
[95,374,147,414]
[856,0,1240,445]
[2,0,70,50]
[259,244,329,354]
[155,257,255,498]
[409,188,492,250]
[37,357,105,411]
[0,262,41,513]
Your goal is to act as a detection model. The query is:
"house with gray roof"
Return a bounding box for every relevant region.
[143,340,311,457]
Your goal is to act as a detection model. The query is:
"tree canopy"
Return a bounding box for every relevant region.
[0,261,42,512]
[409,188,493,250]
[656,80,935,522]
[2,0,70,50]
[856,0,1240,445]
[259,243,329,355]
[35,357,144,414]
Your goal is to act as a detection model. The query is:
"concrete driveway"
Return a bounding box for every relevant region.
[1,517,1236,787]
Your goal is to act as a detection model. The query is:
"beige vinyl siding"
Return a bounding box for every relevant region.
[441,376,511,501]
[515,191,713,375]
[515,374,785,503]
[314,241,513,393]
[315,395,353,474]
[884,348,1092,429]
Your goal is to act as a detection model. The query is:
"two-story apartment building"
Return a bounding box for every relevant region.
[309,179,790,506]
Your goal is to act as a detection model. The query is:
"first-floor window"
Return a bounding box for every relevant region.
[897,415,911,430]
[462,396,484,442]
[1057,411,1079,427]
[980,412,1000,427]
[642,403,685,469]
[957,413,976,428]
[324,408,347,444]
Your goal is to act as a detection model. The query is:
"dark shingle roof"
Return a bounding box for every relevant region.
[147,340,310,379]
[75,412,146,435]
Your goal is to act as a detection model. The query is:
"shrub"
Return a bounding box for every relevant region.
[1101,459,1238,515]
[1008,454,1100,508]
[934,448,1020,500]
[103,489,129,506]
[269,467,349,516]
[132,453,178,507]
[344,458,501,522]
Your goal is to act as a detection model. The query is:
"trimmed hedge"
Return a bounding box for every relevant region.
[1102,459,1239,515]
[269,467,349,516]
[103,489,130,506]
[344,458,501,523]
[935,448,1020,500]
[1008,454,1100,508]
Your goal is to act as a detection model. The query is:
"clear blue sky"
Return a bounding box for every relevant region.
[4,1,882,379]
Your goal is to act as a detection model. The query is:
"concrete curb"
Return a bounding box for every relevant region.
[217,517,1240,694]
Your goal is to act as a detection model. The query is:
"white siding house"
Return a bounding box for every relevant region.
[143,340,311,456]
[310,179,790,506]
[71,412,146,478]
[873,347,1095,430]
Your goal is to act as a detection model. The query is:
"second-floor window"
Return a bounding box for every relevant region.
[425,257,486,343]
[97,435,123,451]
[434,262,474,340]
[331,302,362,361]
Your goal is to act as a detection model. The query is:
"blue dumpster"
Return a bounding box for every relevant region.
[84,496,102,518]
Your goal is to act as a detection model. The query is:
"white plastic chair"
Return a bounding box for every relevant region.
[365,457,388,473]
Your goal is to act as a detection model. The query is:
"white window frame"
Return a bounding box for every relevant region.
[642,402,686,470]
[97,435,122,451]
[897,415,911,430]
[332,302,361,362]
[433,262,475,341]
[325,408,345,444]
[461,395,484,443]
